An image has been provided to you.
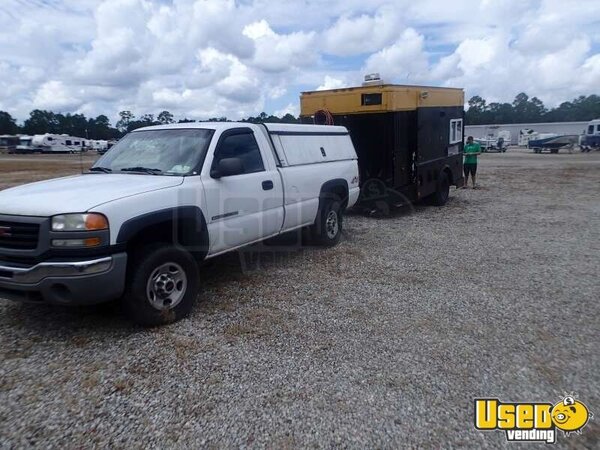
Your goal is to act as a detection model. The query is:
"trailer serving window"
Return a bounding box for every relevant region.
[449,119,463,144]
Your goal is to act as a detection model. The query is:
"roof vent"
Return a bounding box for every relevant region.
[362,73,384,86]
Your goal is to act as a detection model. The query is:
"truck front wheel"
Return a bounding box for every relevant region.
[311,199,342,247]
[123,244,199,326]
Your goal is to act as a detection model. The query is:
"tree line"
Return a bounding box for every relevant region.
[0,109,300,140]
[2,92,597,137]
[466,93,600,125]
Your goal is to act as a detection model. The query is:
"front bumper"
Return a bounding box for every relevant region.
[0,253,127,305]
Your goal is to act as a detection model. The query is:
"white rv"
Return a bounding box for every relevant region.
[581,119,600,151]
[15,136,37,153]
[91,140,109,153]
[31,134,86,153]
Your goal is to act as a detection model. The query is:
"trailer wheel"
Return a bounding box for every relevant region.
[123,243,199,326]
[431,172,450,206]
[311,199,342,247]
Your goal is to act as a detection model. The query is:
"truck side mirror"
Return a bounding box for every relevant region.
[210,157,244,178]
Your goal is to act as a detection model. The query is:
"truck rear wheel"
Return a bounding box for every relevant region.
[311,199,342,247]
[431,171,450,206]
[123,243,199,326]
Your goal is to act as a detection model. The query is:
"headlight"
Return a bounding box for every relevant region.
[52,213,109,232]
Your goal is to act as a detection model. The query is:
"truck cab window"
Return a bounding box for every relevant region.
[214,132,265,174]
[588,125,594,134]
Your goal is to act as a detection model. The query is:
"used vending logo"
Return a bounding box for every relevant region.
[474,396,592,444]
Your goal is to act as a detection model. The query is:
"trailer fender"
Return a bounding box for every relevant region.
[441,165,454,185]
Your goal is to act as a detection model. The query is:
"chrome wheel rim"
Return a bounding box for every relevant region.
[326,210,339,239]
[146,262,187,310]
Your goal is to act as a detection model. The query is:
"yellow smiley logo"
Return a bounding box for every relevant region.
[551,396,591,434]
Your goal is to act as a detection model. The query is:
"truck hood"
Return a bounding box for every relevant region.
[0,174,184,217]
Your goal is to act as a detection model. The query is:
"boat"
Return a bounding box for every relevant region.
[528,134,579,153]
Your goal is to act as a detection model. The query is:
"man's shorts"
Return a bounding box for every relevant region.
[464,163,477,177]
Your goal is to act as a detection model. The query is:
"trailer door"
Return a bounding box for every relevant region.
[393,111,417,188]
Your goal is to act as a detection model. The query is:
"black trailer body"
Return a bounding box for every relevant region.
[300,84,465,208]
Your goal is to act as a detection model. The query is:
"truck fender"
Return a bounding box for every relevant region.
[318,179,350,210]
[116,206,209,259]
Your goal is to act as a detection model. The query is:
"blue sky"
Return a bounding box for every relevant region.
[0,0,598,123]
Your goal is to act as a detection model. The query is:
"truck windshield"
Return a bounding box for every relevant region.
[93,129,214,175]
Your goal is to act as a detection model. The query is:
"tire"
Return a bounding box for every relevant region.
[310,198,343,247]
[431,171,450,206]
[123,243,200,326]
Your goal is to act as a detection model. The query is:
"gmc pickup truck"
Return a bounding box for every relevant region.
[0,123,360,325]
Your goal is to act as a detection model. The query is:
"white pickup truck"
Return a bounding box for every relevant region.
[0,123,359,325]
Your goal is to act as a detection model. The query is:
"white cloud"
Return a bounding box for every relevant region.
[33,81,83,111]
[579,54,600,91]
[363,29,429,83]
[268,86,288,99]
[323,5,402,56]
[316,76,347,91]
[429,28,600,105]
[0,0,598,122]
[243,20,317,72]
[274,103,300,117]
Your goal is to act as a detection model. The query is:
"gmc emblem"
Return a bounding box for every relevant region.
[0,226,11,237]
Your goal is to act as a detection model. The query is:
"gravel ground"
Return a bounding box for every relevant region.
[1,149,599,448]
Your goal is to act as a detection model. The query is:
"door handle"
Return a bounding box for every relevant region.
[262,180,274,190]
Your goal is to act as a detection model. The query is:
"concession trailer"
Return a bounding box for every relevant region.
[300,76,465,209]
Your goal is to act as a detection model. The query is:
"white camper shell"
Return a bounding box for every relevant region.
[264,124,356,166]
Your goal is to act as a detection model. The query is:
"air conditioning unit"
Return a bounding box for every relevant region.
[362,73,384,86]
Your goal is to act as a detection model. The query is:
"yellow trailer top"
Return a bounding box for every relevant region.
[300,84,464,116]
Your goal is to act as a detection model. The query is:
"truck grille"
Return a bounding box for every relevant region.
[0,220,40,250]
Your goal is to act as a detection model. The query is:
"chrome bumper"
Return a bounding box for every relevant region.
[0,253,127,305]
[0,257,113,285]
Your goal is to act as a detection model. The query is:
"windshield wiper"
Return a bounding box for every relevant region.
[89,167,112,173]
[120,167,163,175]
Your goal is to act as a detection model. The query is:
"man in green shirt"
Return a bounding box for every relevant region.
[463,136,481,188]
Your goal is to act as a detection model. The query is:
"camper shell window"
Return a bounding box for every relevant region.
[66,140,72,145]
[449,118,463,144]
[361,93,382,106]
